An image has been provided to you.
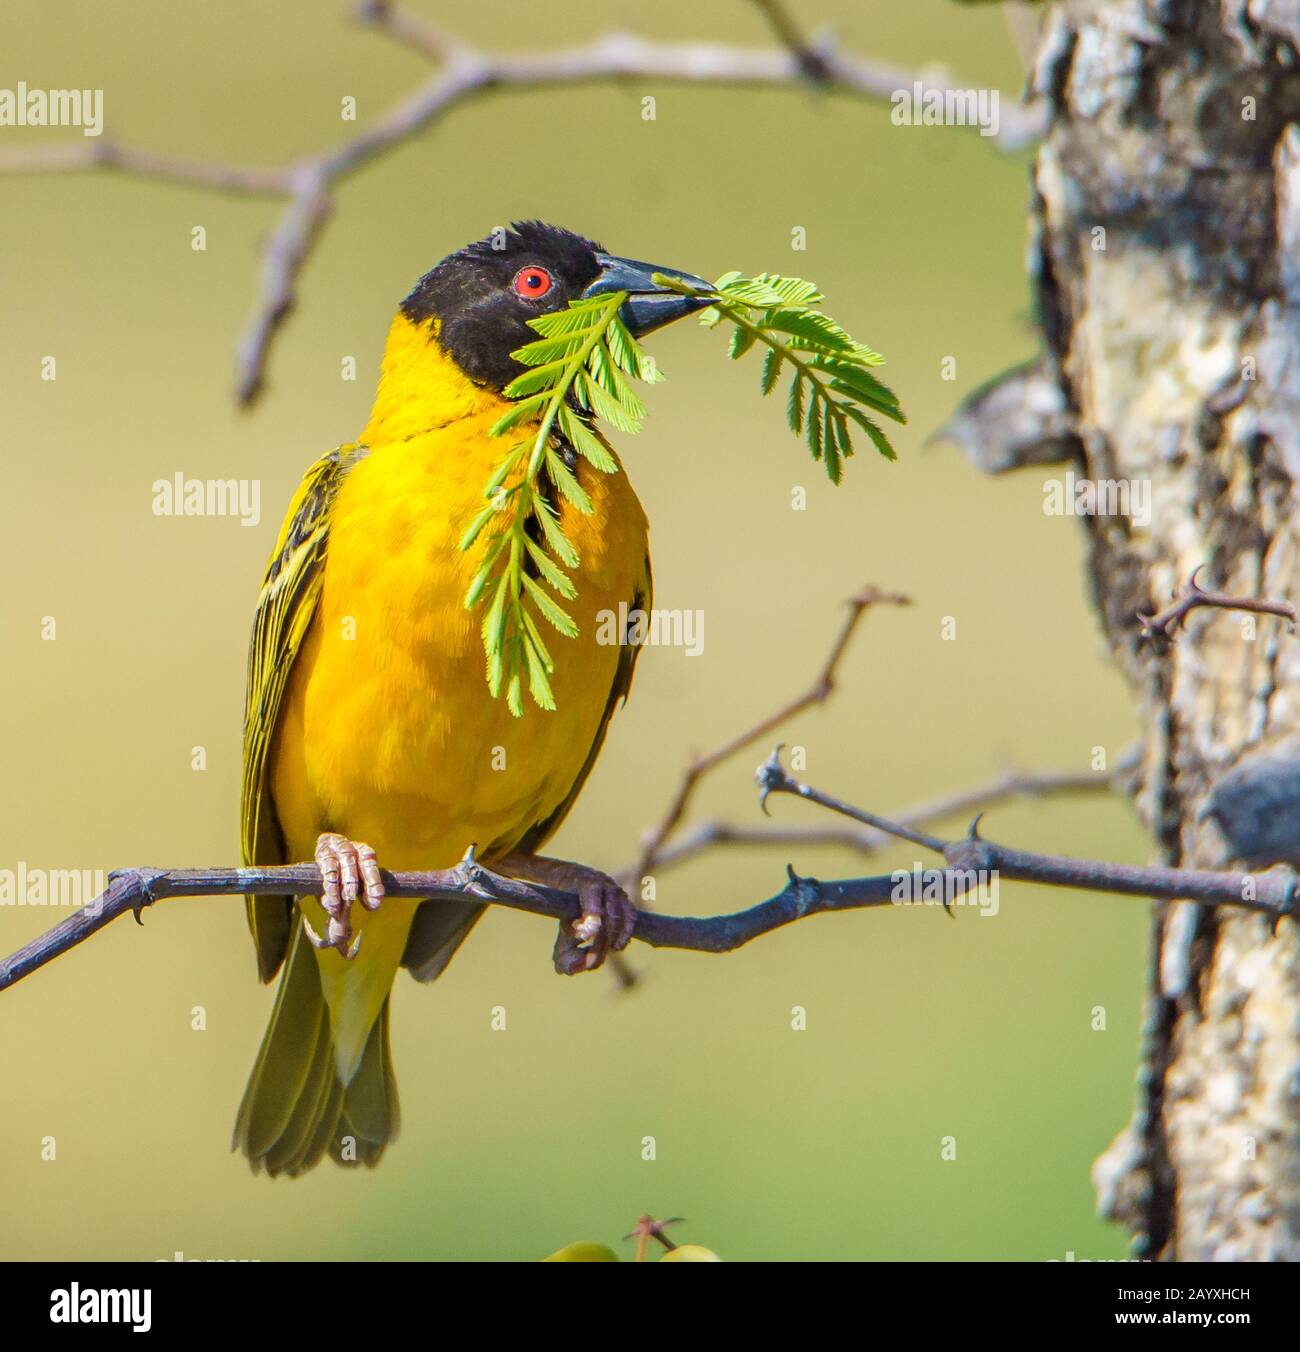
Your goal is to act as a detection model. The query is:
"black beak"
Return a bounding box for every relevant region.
[582,254,715,337]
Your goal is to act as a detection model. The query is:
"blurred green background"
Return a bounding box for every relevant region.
[1,0,1148,1260]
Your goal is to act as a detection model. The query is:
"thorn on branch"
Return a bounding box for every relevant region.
[942,834,996,878]
[783,862,820,916]
[107,867,165,925]
[457,846,495,900]
[756,745,796,813]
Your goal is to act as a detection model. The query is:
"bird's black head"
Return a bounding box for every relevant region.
[401,221,713,393]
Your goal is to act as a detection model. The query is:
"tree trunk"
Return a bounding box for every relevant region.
[1009,0,1300,1259]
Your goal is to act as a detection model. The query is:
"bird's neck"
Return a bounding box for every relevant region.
[362,313,510,445]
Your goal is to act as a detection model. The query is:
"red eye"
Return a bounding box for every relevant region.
[512,266,553,299]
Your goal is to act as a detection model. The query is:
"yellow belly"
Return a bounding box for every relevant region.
[269,407,648,1074]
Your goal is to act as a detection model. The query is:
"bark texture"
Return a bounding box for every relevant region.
[1028,0,1300,1260]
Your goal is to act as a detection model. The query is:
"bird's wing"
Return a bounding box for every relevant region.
[241,446,358,982]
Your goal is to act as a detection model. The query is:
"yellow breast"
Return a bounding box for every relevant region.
[270,318,650,873]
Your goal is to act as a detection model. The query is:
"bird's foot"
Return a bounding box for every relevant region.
[301,832,384,959]
[494,852,637,975]
[554,868,635,974]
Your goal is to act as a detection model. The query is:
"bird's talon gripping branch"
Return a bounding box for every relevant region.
[492,851,638,976]
[305,833,384,959]
[553,873,636,976]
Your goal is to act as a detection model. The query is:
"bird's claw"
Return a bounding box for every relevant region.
[303,833,384,959]
[302,915,364,959]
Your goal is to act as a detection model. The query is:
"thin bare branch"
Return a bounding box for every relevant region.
[0,852,904,994]
[1138,565,1297,640]
[2,749,1291,995]
[353,0,470,64]
[762,755,950,852]
[0,4,1042,403]
[627,586,910,891]
[235,174,333,404]
[0,140,291,194]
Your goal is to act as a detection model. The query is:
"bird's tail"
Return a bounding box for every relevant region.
[233,923,399,1177]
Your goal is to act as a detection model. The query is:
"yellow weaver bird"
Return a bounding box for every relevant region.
[235,222,710,1176]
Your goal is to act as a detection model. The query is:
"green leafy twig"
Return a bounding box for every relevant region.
[460,290,661,715]
[461,272,904,715]
[657,270,905,483]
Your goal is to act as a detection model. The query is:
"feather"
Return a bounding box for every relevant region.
[240,447,360,981]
